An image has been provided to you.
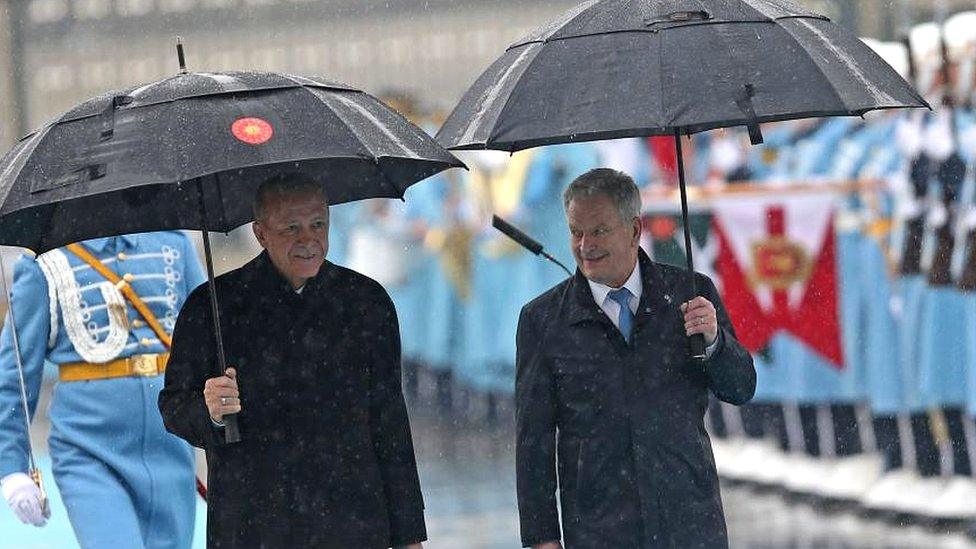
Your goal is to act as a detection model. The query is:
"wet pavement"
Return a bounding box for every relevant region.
[4,379,976,548]
[408,392,976,549]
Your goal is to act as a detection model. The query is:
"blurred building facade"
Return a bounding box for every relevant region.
[0,0,580,149]
[0,0,968,150]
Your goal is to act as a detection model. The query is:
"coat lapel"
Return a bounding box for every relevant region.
[564,268,612,329]
[634,250,681,332]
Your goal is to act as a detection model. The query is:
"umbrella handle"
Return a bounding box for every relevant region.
[687,333,707,359]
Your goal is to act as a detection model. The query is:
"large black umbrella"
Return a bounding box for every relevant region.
[437,0,928,357]
[0,71,461,251]
[0,53,463,442]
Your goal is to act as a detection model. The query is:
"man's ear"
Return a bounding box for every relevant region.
[252,221,267,248]
[632,216,642,246]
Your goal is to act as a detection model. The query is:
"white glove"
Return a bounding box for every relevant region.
[1,472,48,526]
[894,115,923,158]
[922,110,955,162]
[925,200,948,229]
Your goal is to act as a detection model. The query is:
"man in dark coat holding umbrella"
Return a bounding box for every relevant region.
[516,168,755,549]
[159,173,426,548]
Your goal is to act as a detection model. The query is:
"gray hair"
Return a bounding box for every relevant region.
[562,168,641,222]
[253,172,328,222]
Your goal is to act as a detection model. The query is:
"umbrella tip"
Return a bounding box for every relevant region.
[747,123,764,145]
[175,37,188,75]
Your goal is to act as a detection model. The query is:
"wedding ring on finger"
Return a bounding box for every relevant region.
[221,396,229,405]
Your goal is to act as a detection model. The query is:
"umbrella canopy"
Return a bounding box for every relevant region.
[437,0,927,359]
[0,70,463,253]
[436,0,928,152]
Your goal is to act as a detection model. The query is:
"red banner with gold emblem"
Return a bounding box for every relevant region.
[712,192,843,367]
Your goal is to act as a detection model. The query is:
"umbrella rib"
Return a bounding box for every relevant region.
[321,89,422,159]
[372,157,410,200]
[465,45,542,149]
[58,82,362,125]
[0,128,50,208]
[509,17,831,49]
[792,18,903,108]
[775,19,866,112]
[304,88,415,199]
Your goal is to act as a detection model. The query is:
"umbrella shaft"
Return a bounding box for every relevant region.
[196,182,228,374]
[199,230,227,372]
[196,178,241,443]
[674,131,699,296]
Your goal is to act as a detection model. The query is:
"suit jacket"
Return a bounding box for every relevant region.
[515,250,755,548]
[159,252,426,548]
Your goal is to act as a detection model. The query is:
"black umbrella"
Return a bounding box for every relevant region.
[0,46,463,441]
[437,0,928,357]
[0,76,461,250]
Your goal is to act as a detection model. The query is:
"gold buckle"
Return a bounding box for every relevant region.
[130,354,158,376]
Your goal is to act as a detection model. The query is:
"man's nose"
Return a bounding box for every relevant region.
[578,234,594,252]
[297,226,316,241]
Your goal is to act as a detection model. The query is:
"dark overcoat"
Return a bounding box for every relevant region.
[515,250,756,549]
[159,252,426,548]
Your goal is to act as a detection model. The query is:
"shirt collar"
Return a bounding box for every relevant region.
[587,259,643,307]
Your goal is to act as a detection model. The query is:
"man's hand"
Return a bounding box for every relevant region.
[681,296,718,346]
[532,542,562,549]
[1,472,47,526]
[203,367,241,423]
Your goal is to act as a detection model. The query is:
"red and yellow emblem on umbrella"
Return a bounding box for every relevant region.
[231,117,274,145]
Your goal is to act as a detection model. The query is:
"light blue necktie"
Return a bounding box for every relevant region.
[608,287,634,343]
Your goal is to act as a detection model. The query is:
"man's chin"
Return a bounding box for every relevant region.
[292,260,323,278]
[581,269,611,285]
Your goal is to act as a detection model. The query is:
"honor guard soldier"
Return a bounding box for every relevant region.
[0,232,206,548]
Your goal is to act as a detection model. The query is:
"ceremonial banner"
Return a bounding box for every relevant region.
[712,192,843,367]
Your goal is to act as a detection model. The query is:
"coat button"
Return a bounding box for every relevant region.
[140,337,152,347]
[123,273,135,282]
[117,252,127,261]
[132,319,146,329]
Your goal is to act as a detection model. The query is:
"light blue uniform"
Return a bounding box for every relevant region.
[861,237,904,414]
[476,143,599,395]
[0,232,206,549]
[967,293,976,417]
[916,112,976,410]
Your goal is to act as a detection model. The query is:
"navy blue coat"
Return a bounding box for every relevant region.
[515,250,755,548]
